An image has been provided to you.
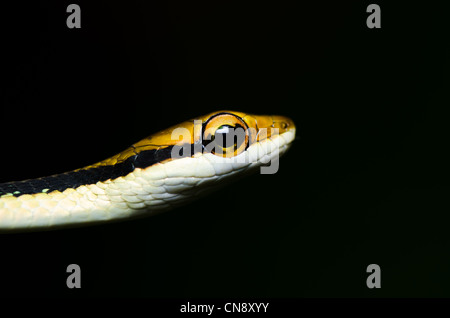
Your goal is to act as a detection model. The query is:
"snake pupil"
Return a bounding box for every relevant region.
[215,125,233,149]
[214,124,245,152]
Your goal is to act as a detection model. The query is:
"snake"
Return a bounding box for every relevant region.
[0,110,295,232]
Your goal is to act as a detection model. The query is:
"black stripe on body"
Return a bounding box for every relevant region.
[0,145,193,197]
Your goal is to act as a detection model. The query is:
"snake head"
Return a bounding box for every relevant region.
[129,110,296,178]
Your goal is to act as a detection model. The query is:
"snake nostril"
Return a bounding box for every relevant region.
[280,122,288,129]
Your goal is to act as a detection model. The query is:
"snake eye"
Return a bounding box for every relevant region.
[202,113,249,157]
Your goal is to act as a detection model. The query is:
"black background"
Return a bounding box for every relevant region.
[0,0,449,298]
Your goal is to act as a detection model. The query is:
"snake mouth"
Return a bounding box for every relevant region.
[248,122,296,172]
